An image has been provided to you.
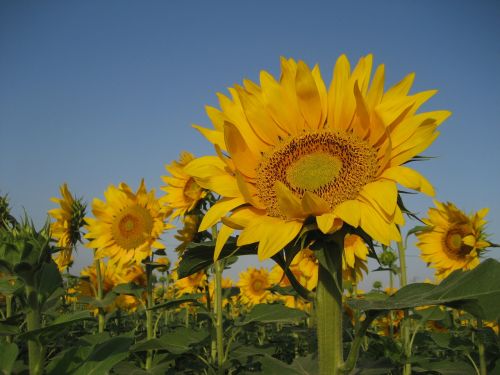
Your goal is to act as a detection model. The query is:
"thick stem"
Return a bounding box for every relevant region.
[397,241,407,288]
[26,283,44,375]
[146,263,154,370]
[316,247,343,375]
[214,259,224,373]
[94,257,105,333]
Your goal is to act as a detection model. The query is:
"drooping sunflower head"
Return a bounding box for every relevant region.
[174,214,200,255]
[48,183,87,271]
[417,201,491,279]
[85,180,172,266]
[161,151,207,219]
[237,267,273,306]
[342,234,369,283]
[189,54,450,260]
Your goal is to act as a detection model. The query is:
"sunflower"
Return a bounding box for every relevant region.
[76,261,118,312]
[174,214,200,255]
[186,54,450,260]
[342,234,369,283]
[270,248,319,291]
[161,151,207,219]
[237,267,273,306]
[85,180,172,266]
[174,269,208,296]
[48,183,86,271]
[416,201,490,279]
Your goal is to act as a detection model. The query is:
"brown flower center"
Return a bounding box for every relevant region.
[256,130,378,218]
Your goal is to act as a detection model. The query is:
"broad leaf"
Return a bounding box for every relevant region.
[131,326,209,355]
[348,259,500,320]
[236,303,307,326]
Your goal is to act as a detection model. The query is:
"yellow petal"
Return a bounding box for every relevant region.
[192,125,227,151]
[359,180,398,218]
[296,60,322,129]
[333,200,361,227]
[199,197,245,231]
[256,219,303,260]
[382,166,435,196]
[275,181,304,219]
[317,213,343,234]
[214,224,235,261]
[224,122,259,178]
[301,191,330,216]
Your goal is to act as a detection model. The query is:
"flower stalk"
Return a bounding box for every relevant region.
[25,282,45,375]
[145,262,154,370]
[397,241,411,375]
[316,245,343,375]
[94,257,105,333]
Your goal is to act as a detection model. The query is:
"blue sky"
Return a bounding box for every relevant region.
[1,1,499,287]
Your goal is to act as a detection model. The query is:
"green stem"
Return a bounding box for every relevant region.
[316,247,343,375]
[214,259,224,373]
[94,257,105,333]
[397,241,411,375]
[26,283,44,375]
[341,312,379,373]
[477,319,487,375]
[146,263,154,370]
[6,294,13,343]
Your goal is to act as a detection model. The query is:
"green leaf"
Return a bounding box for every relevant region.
[177,239,257,278]
[0,342,18,375]
[0,322,20,336]
[348,259,500,320]
[71,335,134,375]
[46,334,135,375]
[0,276,23,295]
[113,282,145,298]
[20,310,93,341]
[131,326,209,355]
[236,303,307,326]
[35,261,63,302]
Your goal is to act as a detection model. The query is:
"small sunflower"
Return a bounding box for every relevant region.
[174,269,208,296]
[342,234,369,283]
[237,267,273,306]
[417,201,490,279]
[174,214,200,255]
[161,152,207,219]
[48,183,86,271]
[85,180,172,266]
[187,54,450,260]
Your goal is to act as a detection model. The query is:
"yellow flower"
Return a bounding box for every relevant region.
[174,214,200,255]
[48,183,86,271]
[155,257,171,272]
[237,267,273,307]
[187,55,450,260]
[161,152,207,219]
[417,201,490,279]
[75,261,118,313]
[342,234,369,283]
[174,270,207,296]
[85,180,172,266]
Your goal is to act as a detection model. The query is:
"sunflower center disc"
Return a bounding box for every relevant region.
[256,130,378,218]
[252,280,263,292]
[444,226,473,259]
[112,205,154,249]
[287,152,343,191]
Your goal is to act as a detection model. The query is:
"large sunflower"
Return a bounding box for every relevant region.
[186,55,450,260]
[48,183,86,271]
[161,151,207,219]
[85,180,172,266]
[417,201,490,279]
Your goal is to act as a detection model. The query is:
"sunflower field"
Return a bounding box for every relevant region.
[1,55,499,375]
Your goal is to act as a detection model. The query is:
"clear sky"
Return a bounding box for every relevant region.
[1,0,499,288]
